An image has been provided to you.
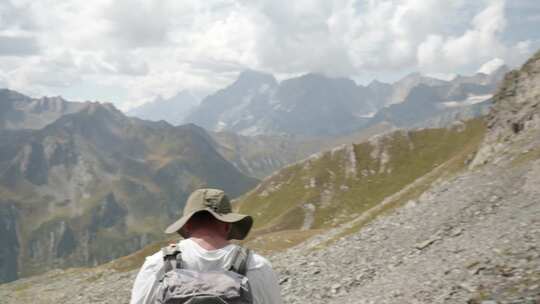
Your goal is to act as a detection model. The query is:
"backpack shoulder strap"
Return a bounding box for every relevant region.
[229,246,251,276]
[162,243,182,273]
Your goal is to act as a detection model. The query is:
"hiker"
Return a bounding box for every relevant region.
[129,188,283,304]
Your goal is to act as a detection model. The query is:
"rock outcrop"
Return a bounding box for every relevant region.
[471,51,540,167]
[0,203,19,283]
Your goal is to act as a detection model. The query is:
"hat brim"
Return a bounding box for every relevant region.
[164,208,253,240]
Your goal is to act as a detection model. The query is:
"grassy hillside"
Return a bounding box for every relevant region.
[236,119,486,250]
[209,122,393,179]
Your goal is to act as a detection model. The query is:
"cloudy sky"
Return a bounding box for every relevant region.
[0,0,539,109]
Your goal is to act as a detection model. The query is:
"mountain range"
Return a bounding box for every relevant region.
[1,50,538,303]
[367,68,508,128]
[185,71,379,137]
[0,54,523,290]
[181,67,507,137]
[0,61,510,283]
[0,96,257,283]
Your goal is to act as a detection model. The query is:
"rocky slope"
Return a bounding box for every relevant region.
[274,151,540,303]
[0,102,257,283]
[471,51,540,168]
[272,52,540,303]
[1,141,537,304]
[0,54,537,303]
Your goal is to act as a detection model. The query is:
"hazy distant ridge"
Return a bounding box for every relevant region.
[183,67,508,137]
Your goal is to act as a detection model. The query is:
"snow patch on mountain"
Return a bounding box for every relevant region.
[442,94,492,108]
[357,112,376,118]
[239,125,263,136]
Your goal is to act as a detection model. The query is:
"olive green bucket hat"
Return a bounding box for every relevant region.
[165,188,253,240]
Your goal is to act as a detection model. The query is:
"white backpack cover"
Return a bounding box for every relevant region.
[155,244,253,304]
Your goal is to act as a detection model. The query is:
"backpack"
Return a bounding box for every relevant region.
[155,243,253,304]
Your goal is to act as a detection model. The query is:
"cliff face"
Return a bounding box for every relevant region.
[0,203,19,283]
[22,193,132,274]
[471,50,540,167]
[488,51,540,139]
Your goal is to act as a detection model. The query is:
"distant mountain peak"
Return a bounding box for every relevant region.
[170,90,195,99]
[235,69,277,86]
[298,72,327,79]
[126,90,200,126]
[73,101,125,123]
[368,79,390,88]
[288,73,358,88]
[397,72,449,85]
[400,71,423,81]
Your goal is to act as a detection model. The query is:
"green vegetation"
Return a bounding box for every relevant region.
[237,119,486,252]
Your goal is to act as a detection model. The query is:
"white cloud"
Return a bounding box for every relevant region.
[0,0,537,107]
[477,58,505,74]
[0,35,39,56]
[102,0,179,48]
[78,51,149,76]
[0,1,36,31]
[415,0,525,74]
[0,71,7,88]
[7,52,81,93]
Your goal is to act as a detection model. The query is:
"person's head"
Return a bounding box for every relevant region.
[164,188,253,240]
[181,211,231,239]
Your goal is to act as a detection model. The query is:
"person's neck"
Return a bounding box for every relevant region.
[189,233,229,251]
